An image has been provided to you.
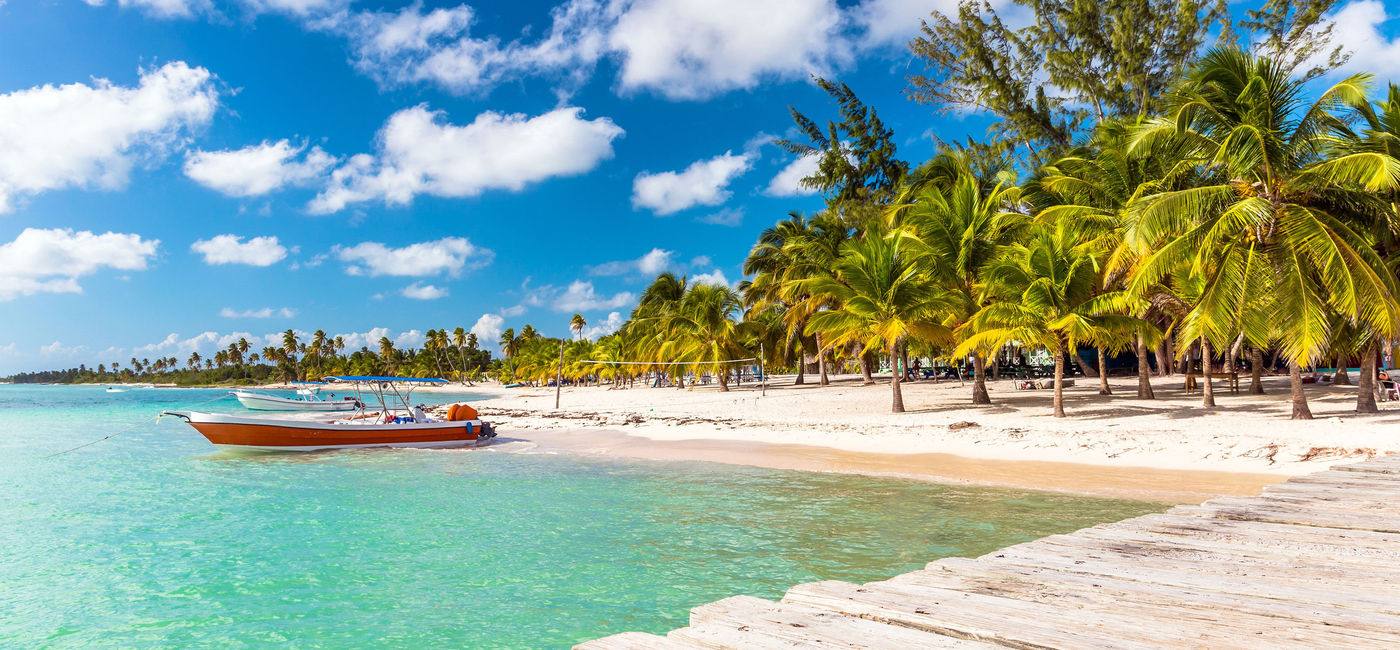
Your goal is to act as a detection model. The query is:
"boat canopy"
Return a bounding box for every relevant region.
[322,376,448,384]
[291,381,328,385]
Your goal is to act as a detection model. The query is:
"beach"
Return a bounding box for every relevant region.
[431,373,1397,503]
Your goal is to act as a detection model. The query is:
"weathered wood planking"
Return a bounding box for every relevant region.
[575,454,1400,649]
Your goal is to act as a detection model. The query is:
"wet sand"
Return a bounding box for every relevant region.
[511,428,1285,504]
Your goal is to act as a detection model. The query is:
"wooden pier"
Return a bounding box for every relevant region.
[577,454,1400,649]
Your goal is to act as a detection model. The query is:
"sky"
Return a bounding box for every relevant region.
[1,0,1398,374]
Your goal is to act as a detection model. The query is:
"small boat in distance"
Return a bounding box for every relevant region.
[231,382,356,412]
[106,387,128,393]
[165,376,493,452]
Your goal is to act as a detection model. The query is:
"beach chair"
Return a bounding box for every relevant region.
[1381,380,1399,402]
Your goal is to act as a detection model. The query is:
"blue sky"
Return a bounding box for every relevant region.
[1,0,1397,374]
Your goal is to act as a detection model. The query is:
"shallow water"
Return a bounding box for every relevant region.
[0,385,1166,647]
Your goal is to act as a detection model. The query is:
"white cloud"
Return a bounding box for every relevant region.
[470,313,505,342]
[580,311,625,340]
[334,0,609,96]
[395,329,425,347]
[690,268,731,288]
[553,280,634,312]
[500,304,527,317]
[0,62,218,212]
[242,0,347,16]
[0,228,159,301]
[1320,1,1400,77]
[850,0,961,48]
[309,104,623,213]
[82,0,207,19]
[400,282,449,300]
[765,154,821,197]
[589,247,674,276]
[220,306,296,318]
[334,236,491,277]
[334,327,391,350]
[0,343,16,356]
[609,0,848,99]
[632,151,753,215]
[40,341,87,357]
[190,234,288,266]
[697,207,744,226]
[184,139,335,197]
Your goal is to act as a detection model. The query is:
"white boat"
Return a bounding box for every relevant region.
[232,383,356,412]
[166,376,493,452]
[106,387,128,393]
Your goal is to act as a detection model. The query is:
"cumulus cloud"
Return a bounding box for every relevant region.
[552,280,634,312]
[470,313,505,342]
[610,0,848,99]
[765,154,821,197]
[40,341,88,357]
[632,151,753,215]
[334,0,609,96]
[334,236,491,277]
[0,62,218,212]
[184,139,335,197]
[589,247,674,276]
[190,234,288,266]
[1318,1,1400,77]
[309,105,623,213]
[849,0,963,48]
[581,311,625,340]
[400,282,449,299]
[690,268,731,288]
[220,306,296,318]
[82,0,208,19]
[0,228,159,301]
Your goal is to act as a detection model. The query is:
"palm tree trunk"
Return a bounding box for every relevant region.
[1334,354,1351,385]
[794,342,805,385]
[1225,334,1243,375]
[1097,347,1112,395]
[899,346,911,383]
[889,341,905,413]
[817,333,829,386]
[1358,339,1379,413]
[1201,336,1215,408]
[859,347,874,385]
[718,367,729,392]
[1136,334,1154,399]
[1289,360,1313,420]
[971,353,990,404]
[1250,347,1265,394]
[1052,343,1066,418]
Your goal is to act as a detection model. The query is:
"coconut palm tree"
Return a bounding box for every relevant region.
[663,284,751,391]
[570,313,586,340]
[378,336,395,375]
[803,230,954,413]
[1127,47,1400,419]
[957,222,1143,417]
[889,165,1026,404]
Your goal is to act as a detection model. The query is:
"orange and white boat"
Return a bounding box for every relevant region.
[163,376,494,452]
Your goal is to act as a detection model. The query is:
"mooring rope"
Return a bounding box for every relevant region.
[44,391,233,458]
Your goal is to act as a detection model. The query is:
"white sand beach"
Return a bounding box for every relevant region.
[439,373,1398,502]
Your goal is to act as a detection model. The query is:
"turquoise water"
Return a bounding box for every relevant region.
[0,385,1165,648]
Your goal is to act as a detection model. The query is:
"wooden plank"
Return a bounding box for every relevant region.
[1074,520,1400,569]
[1095,513,1400,554]
[574,631,701,649]
[1334,455,1400,474]
[673,595,991,648]
[923,557,1400,637]
[1182,499,1400,533]
[996,533,1400,591]
[897,559,1400,645]
[979,538,1400,615]
[782,578,1288,649]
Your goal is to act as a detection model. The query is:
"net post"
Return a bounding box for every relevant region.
[555,339,564,410]
[760,343,766,397]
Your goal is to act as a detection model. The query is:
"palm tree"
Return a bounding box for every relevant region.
[185,354,198,371]
[1127,47,1400,419]
[890,166,1026,404]
[499,328,517,377]
[663,284,751,391]
[803,230,954,413]
[451,327,469,381]
[957,222,1142,417]
[281,329,300,382]
[378,336,395,375]
[570,313,587,340]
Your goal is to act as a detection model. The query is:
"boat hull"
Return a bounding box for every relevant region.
[165,411,488,451]
[231,391,356,412]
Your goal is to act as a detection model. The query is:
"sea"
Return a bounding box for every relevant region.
[0,384,1166,648]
